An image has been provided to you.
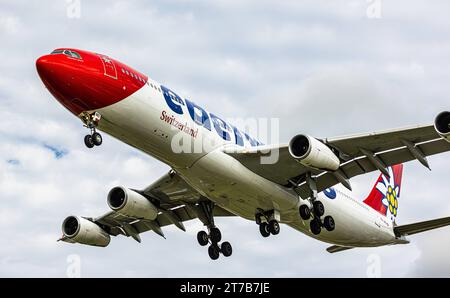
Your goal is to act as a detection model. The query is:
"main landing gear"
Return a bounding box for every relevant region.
[255,209,281,238]
[299,201,335,235]
[195,201,232,260]
[81,112,103,149]
[298,174,335,235]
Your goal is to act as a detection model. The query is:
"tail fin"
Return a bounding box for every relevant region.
[363,164,403,222]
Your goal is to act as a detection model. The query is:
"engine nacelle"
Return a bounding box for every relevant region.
[435,111,450,143]
[107,186,158,220]
[62,216,110,247]
[288,134,340,171]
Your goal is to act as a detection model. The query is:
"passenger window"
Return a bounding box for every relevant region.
[51,50,64,55]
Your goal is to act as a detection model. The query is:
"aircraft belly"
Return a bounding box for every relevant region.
[177,149,299,221]
[288,195,395,247]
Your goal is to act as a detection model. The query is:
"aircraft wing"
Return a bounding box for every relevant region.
[226,124,450,199]
[60,171,235,243]
[394,216,450,236]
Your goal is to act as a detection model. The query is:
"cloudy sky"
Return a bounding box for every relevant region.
[1,0,450,277]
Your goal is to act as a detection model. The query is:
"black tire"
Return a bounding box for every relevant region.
[92,132,102,146]
[84,135,94,148]
[210,227,222,243]
[299,205,311,220]
[197,231,209,246]
[208,244,220,260]
[310,219,321,235]
[221,241,232,257]
[268,220,280,235]
[323,216,335,232]
[313,201,325,217]
[259,223,270,238]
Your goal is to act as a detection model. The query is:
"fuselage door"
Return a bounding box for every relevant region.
[98,55,117,79]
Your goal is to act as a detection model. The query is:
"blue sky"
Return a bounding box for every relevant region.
[1,0,450,277]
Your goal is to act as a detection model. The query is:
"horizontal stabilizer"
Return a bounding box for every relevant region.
[394,216,450,236]
[326,245,354,253]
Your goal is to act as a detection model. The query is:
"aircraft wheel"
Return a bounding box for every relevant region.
[84,135,94,148]
[208,244,220,260]
[299,204,311,220]
[259,223,270,238]
[323,216,335,232]
[268,220,280,235]
[92,132,103,146]
[210,227,222,243]
[221,241,233,257]
[310,219,322,235]
[313,201,325,217]
[197,231,209,246]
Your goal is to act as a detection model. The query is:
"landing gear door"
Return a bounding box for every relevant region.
[98,55,117,79]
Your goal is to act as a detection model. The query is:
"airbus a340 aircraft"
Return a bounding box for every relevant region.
[36,48,450,260]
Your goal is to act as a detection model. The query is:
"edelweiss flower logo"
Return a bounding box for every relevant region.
[375,167,399,220]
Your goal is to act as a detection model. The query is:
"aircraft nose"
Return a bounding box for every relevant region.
[36,55,50,76]
[36,53,83,114]
[36,55,61,86]
[36,49,148,116]
[36,50,107,115]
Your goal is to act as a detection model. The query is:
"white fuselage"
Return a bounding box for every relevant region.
[92,80,399,248]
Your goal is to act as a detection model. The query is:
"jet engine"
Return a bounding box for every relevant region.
[435,111,450,143]
[107,186,158,220]
[288,134,340,171]
[61,216,110,247]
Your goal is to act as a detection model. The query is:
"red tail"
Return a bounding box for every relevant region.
[363,164,403,221]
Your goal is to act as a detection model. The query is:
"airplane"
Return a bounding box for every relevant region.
[35,48,450,260]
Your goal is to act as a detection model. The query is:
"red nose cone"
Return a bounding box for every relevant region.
[36,48,148,116]
[36,56,51,77]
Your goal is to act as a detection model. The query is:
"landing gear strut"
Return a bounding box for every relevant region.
[81,112,103,149]
[297,173,336,235]
[255,209,281,238]
[195,201,232,260]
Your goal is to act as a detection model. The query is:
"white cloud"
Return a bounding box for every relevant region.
[0,14,21,34]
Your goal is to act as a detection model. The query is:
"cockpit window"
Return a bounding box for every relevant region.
[51,49,82,59]
[69,51,81,59]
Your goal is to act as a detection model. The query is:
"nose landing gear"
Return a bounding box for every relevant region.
[81,112,103,149]
[84,131,103,148]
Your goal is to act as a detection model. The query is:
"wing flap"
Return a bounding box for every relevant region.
[327,125,439,157]
[94,204,235,238]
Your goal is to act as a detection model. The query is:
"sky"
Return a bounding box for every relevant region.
[1,0,450,277]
